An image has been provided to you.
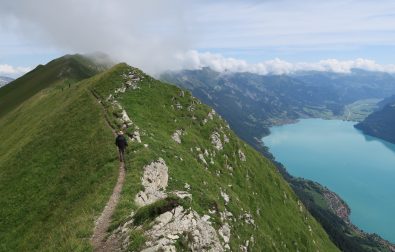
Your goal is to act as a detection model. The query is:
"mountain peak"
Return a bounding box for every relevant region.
[0,54,112,118]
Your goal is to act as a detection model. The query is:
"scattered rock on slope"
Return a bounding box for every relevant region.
[171,129,183,144]
[135,158,169,206]
[117,158,225,251]
[211,131,223,151]
[142,206,224,252]
[238,149,246,162]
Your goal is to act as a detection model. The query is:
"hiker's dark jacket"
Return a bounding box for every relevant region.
[115,135,128,150]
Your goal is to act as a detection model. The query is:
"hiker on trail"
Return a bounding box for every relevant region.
[115,131,128,162]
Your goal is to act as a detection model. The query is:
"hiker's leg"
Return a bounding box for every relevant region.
[121,149,125,162]
[118,148,123,162]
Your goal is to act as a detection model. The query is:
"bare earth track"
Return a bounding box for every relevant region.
[91,91,125,252]
[91,161,125,252]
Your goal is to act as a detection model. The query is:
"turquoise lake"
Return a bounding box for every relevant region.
[262,118,395,242]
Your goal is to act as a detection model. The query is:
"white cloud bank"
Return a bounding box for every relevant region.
[174,50,395,75]
[0,0,193,74]
[1,0,395,75]
[3,51,395,78]
[0,64,31,76]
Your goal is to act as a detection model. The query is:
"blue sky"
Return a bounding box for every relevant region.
[1,0,395,76]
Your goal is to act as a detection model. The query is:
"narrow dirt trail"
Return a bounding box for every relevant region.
[90,90,126,251]
[91,161,125,252]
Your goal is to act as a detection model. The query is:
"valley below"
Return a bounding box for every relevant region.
[263,118,395,244]
[163,67,395,251]
[3,1,395,251]
[2,55,394,251]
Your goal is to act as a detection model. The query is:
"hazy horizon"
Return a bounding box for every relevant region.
[1,0,395,77]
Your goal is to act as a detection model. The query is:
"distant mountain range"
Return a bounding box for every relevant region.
[161,68,395,150]
[0,76,14,87]
[2,56,394,251]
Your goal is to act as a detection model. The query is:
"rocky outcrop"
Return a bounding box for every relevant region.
[117,158,226,251]
[223,134,229,143]
[198,153,208,166]
[135,159,169,206]
[211,132,223,151]
[218,223,231,250]
[238,149,246,162]
[121,110,133,126]
[220,190,230,205]
[171,130,183,144]
[125,74,141,90]
[203,109,216,125]
[240,212,255,225]
[208,109,216,120]
[131,130,142,143]
[106,70,143,142]
[142,206,224,252]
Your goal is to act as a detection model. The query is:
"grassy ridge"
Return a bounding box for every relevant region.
[92,64,339,251]
[0,54,107,118]
[0,64,118,251]
[0,58,338,251]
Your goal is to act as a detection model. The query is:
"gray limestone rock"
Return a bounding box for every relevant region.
[171,130,183,144]
[238,149,246,162]
[143,206,224,252]
[135,158,169,206]
[211,132,223,151]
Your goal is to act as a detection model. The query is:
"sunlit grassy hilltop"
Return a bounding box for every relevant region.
[0,55,338,251]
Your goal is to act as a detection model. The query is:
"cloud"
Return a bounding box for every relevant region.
[174,50,395,75]
[0,64,31,76]
[0,0,195,74]
[1,0,395,74]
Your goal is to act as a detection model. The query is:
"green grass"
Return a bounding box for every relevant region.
[0,60,117,251]
[0,59,339,251]
[0,54,107,118]
[92,65,340,251]
[174,234,192,251]
[132,196,182,226]
[127,229,146,251]
[342,98,381,121]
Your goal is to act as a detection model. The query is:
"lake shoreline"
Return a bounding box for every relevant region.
[261,118,395,250]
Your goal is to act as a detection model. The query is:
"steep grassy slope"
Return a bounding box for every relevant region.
[355,102,395,144]
[0,60,118,251]
[90,64,339,251]
[162,68,395,251]
[0,54,108,118]
[0,57,338,251]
